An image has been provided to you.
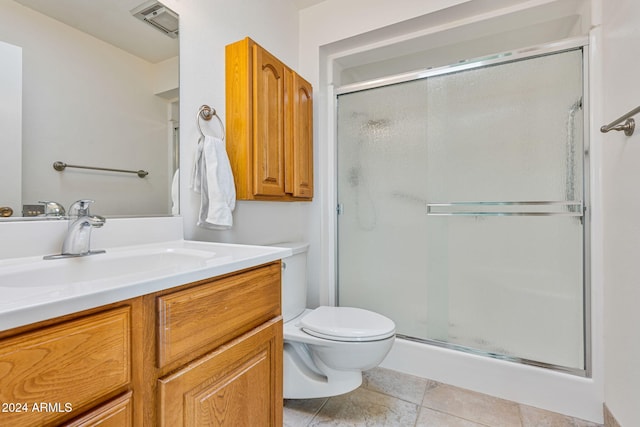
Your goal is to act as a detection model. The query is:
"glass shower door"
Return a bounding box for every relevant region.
[337,78,430,339]
[337,48,587,372]
[425,49,585,370]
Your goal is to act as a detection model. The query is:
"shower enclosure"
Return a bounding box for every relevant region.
[336,45,588,374]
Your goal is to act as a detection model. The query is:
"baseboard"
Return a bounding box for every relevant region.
[604,404,621,427]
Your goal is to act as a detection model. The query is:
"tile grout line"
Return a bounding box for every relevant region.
[412,379,431,427]
[518,403,526,427]
[423,406,498,427]
[307,397,330,426]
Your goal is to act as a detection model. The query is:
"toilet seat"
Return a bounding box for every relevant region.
[300,306,395,342]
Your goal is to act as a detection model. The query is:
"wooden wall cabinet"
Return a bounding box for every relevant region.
[226,37,313,201]
[0,262,283,426]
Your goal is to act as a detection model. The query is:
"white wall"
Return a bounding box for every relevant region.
[153,56,179,98]
[0,1,174,217]
[602,1,640,425]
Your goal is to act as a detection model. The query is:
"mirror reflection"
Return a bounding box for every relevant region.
[0,0,179,220]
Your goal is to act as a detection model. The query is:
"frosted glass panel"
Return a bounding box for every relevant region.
[426,50,583,202]
[337,79,429,337]
[337,48,586,372]
[426,216,584,368]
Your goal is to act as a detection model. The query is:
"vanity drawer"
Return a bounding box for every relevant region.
[0,307,130,427]
[64,391,133,426]
[157,262,281,368]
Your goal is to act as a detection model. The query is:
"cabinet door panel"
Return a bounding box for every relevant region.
[158,319,283,427]
[253,45,286,197]
[292,73,314,198]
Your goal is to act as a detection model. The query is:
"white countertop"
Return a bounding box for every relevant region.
[0,240,291,331]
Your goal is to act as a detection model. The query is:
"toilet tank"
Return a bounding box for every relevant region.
[271,242,309,322]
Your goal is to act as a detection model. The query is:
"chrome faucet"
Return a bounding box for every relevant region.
[44,200,106,259]
[61,199,106,256]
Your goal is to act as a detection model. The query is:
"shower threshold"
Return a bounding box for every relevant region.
[395,334,588,377]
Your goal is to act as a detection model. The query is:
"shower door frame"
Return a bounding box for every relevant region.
[334,36,592,377]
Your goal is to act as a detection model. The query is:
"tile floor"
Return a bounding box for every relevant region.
[283,367,603,427]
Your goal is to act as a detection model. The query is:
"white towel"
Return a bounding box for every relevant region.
[190,135,236,229]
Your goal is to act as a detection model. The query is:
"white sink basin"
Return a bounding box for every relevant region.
[0,240,291,331]
[1,248,225,288]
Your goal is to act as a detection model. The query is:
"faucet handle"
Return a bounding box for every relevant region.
[68,199,95,217]
[38,201,66,216]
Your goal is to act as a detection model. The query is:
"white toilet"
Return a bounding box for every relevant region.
[273,242,395,399]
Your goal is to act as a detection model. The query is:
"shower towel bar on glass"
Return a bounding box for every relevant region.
[53,161,149,178]
[426,201,583,217]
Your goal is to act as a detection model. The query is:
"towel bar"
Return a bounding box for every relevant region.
[426,201,584,217]
[600,105,640,136]
[53,161,149,178]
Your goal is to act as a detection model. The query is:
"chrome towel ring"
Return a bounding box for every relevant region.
[197,104,225,140]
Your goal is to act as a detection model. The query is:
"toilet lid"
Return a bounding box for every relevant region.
[300,306,395,342]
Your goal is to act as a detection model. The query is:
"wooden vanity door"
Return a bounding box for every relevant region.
[252,45,286,197]
[157,319,283,427]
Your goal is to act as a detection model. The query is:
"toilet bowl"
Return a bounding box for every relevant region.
[273,242,395,399]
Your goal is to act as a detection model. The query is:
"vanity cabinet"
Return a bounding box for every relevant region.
[0,262,283,426]
[152,262,283,426]
[226,37,313,201]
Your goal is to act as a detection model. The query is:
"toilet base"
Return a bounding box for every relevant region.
[283,342,362,399]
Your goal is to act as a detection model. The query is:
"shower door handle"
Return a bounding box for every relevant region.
[426,201,583,217]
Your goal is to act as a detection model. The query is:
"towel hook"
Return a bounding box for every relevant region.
[197,104,225,140]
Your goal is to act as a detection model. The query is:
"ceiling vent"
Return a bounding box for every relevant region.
[131,1,178,39]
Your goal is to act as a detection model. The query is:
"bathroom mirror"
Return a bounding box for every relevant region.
[0,0,179,220]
